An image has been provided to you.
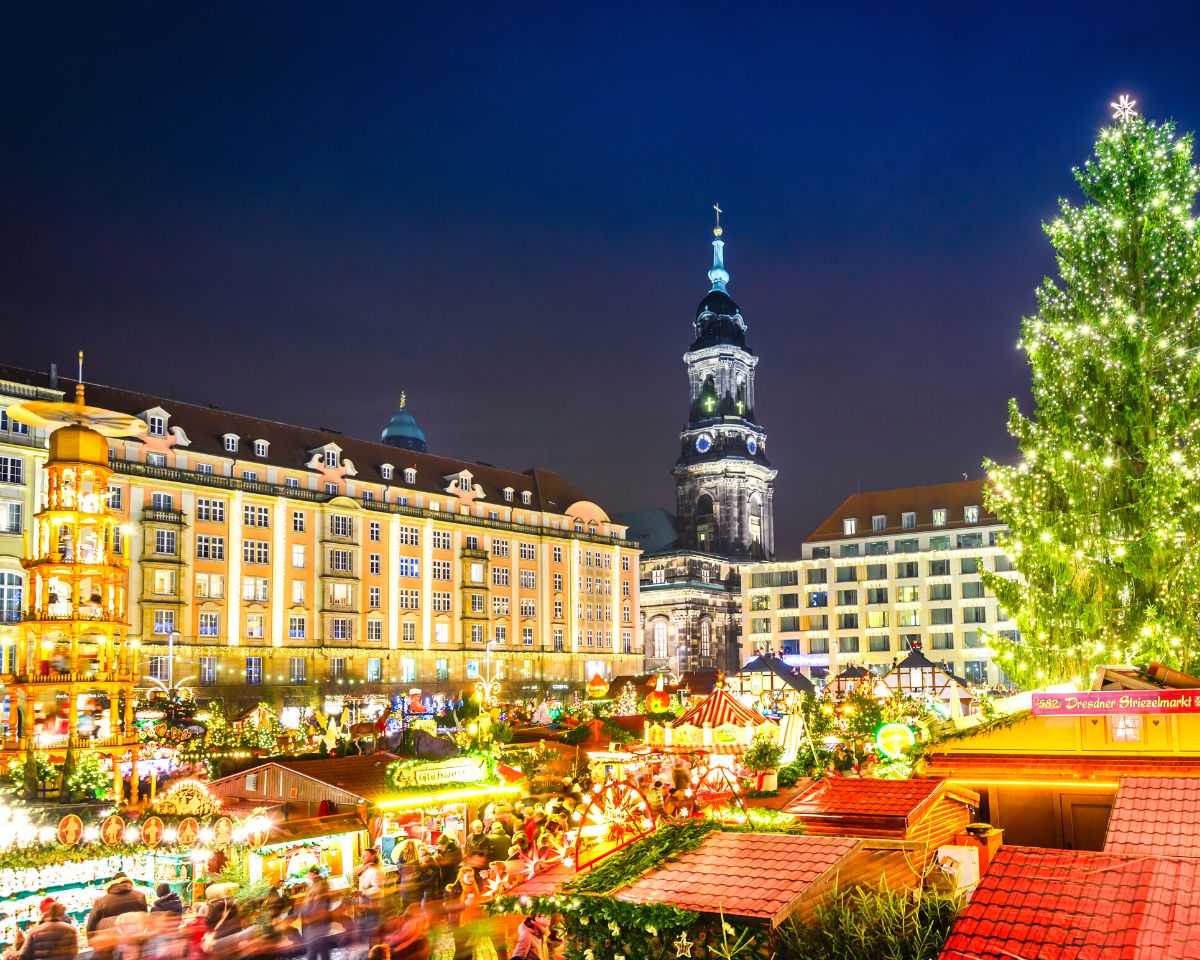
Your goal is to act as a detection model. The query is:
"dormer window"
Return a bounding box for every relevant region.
[381,465,394,480]
[964,505,980,523]
[254,440,268,458]
[932,508,947,526]
[503,488,514,503]
[404,468,416,484]
[843,518,858,535]
[148,416,165,437]
[872,514,887,532]
[324,450,338,468]
[224,434,239,453]
[521,491,532,505]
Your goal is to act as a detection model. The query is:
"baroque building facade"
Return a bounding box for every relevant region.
[624,214,777,676]
[0,364,642,716]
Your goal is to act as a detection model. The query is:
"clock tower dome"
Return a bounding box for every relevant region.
[673,213,776,560]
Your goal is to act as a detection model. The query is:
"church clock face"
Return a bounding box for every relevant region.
[695,433,713,454]
[746,436,758,456]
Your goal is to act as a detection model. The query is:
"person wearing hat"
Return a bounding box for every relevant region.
[201,881,242,953]
[150,883,183,917]
[19,901,76,960]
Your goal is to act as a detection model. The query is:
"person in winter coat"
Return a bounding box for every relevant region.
[18,902,76,960]
[150,885,183,916]
[297,868,333,960]
[510,916,548,960]
[202,882,242,952]
[85,874,147,960]
[485,823,511,865]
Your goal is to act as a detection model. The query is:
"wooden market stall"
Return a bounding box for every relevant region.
[918,664,1200,851]
[644,687,777,763]
[730,653,816,711]
[880,643,974,715]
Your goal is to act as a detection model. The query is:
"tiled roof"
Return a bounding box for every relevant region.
[615,832,860,925]
[502,862,574,898]
[786,778,973,832]
[0,364,597,516]
[674,688,769,729]
[806,479,994,543]
[1105,777,1200,857]
[737,655,816,694]
[212,753,400,803]
[921,752,1200,782]
[939,845,1200,960]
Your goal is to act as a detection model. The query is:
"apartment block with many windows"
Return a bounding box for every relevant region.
[0,366,641,706]
[741,480,1017,685]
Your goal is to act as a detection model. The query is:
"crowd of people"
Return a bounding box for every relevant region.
[2,799,578,960]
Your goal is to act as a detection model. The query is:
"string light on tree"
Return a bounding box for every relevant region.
[983,97,1200,685]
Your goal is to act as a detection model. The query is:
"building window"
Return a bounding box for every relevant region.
[196,498,225,522]
[402,622,416,644]
[699,621,713,659]
[199,656,217,685]
[0,501,22,534]
[867,541,889,556]
[929,558,951,577]
[400,657,416,682]
[291,580,305,604]
[652,620,668,659]
[503,488,514,503]
[871,515,886,532]
[150,492,173,511]
[324,450,339,468]
[245,657,262,685]
[154,530,177,556]
[146,415,165,436]
[958,532,984,550]
[961,556,980,575]
[243,505,269,528]
[242,540,269,564]
[330,515,353,538]
[198,612,221,637]
[895,561,918,579]
[254,440,268,457]
[842,518,857,535]
[366,520,380,543]
[932,508,947,526]
[292,544,305,568]
[962,580,985,599]
[330,657,346,678]
[370,554,381,575]
[404,468,417,484]
[290,657,307,684]
[223,435,238,452]
[195,535,225,560]
[868,635,890,653]
[963,660,988,685]
[521,491,532,505]
[381,465,393,480]
[289,616,306,639]
[329,549,352,573]
[930,607,954,625]
[246,615,264,639]
[197,463,214,475]
[901,511,916,529]
[435,658,449,681]
[324,481,339,494]
[152,569,176,595]
[367,620,382,642]
[366,656,382,682]
[331,618,352,641]
[835,566,858,583]
[963,606,987,624]
[964,505,980,523]
[368,586,380,608]
[147,655,168,681]
[931,632,954,650]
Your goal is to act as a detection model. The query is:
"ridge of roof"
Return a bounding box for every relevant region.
[0,364,596,514]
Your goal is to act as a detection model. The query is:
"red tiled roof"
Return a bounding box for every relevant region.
[502,862,574,898]
[1105,777,1200,857]
[674,688,768,729]
[922,752,1200,783]
[786,777,968,833]
[939,846,1200,960]
[615,832,859,926]
[806,479,994,543]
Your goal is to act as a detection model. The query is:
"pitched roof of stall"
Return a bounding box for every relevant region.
[673,688,768,728]
[1104,777,1200,857]
[736,654,816,694]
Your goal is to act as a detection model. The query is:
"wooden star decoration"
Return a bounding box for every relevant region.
[673,930,694,958]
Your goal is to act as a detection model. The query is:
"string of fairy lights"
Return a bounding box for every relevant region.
[984,96,1200,685]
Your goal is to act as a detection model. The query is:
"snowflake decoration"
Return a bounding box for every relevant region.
[1111,95,1138,123]
[673,930,694,958]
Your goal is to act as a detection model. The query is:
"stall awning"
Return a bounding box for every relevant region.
[261,813,366,847]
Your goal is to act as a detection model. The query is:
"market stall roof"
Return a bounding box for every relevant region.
[882,646,970,695]
[211,753,400,805]
[921,750,1200,783]
[1104,777,1200,857]
[736,654,816,694]
[673,688,769,728]
[786,777,979,836]
[938,845,1200,960]
[263,812,368,846]
[501,862,575,897]
[614,832,860,926]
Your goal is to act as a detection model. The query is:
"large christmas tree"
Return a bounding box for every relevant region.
[984,98,1200,686]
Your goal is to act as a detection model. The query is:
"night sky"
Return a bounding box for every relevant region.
[5,3,1200,556]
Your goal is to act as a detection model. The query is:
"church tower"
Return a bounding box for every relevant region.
[673,211,776,560]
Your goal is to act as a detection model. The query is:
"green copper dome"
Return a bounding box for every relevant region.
[381,392,427,453]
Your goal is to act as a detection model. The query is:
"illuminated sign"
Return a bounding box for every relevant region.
[1032,691,1200,716]
[389,756,487,789]
[875,723,916,759]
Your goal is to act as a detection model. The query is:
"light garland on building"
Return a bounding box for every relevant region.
[983,99,1200,685]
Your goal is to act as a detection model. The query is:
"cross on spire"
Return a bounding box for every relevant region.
[713,203,723,237]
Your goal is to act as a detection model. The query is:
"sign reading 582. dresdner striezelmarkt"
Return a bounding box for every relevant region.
[1031,690,1200,716]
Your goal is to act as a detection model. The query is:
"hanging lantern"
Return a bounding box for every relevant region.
[586,673,610,699]
[645,675,671,713]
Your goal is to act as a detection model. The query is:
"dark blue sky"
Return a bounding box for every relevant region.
[4,2,1200,554]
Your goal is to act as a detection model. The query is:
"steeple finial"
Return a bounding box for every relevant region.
[708,205,729,291]
[75,350,85,405]
[399,391,407,410]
